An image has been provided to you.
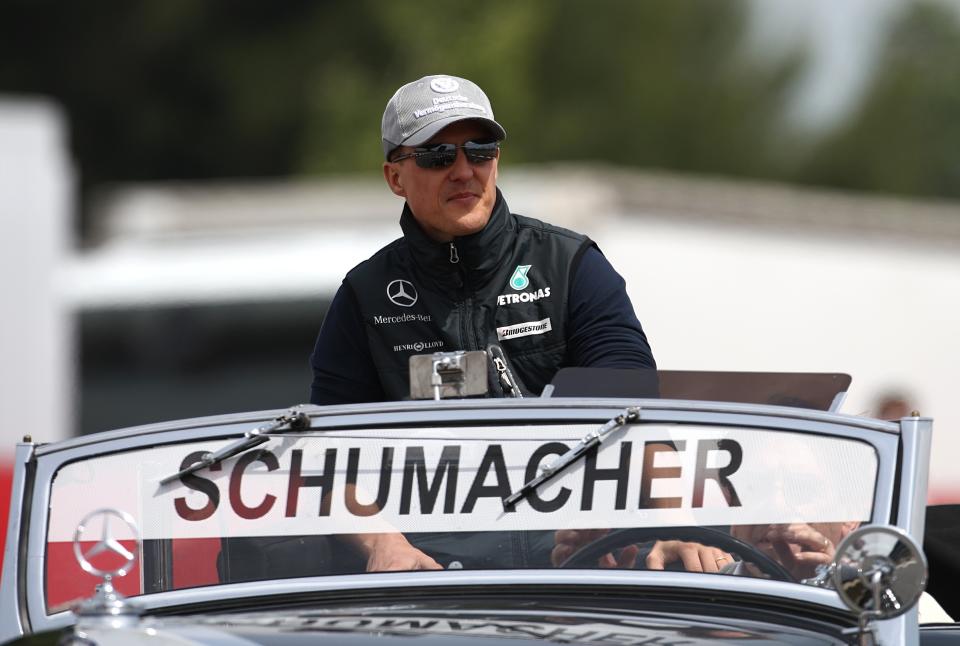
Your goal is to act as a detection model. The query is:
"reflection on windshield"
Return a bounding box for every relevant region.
[730,521,860,580]
[45,424,877,613]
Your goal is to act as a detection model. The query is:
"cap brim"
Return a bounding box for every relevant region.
[385,116,506,158]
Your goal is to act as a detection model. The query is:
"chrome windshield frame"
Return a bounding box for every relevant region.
[16,397,915,639]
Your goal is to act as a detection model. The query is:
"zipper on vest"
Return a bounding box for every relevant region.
[454,264,480,352]
[488,344,523,397]
[449,242,460,264]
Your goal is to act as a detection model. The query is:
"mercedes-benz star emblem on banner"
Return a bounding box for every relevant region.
[72,508,140,579]
[387,279,418,307]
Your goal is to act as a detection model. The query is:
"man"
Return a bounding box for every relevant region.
[307,74,670,572]
[310,74,655,405]
[729,521,859,581]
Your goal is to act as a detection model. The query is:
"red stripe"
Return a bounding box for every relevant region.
[0,460,12,577]
[45,537,221,612]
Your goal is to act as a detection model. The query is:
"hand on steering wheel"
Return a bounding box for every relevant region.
[556,526,795,582]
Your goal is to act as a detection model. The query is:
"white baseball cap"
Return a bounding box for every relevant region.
[381,74,506,159]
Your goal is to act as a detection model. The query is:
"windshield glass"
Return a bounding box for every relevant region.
[45,421,877,614]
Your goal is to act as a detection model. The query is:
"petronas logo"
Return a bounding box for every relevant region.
[509,265,532,290]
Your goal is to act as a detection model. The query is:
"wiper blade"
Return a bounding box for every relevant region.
[502,406,640,509]
[159,406,310,485]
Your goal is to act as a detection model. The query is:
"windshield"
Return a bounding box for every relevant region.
[45,421,877,614]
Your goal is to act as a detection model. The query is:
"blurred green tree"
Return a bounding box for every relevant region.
[300,0,805,179]
[0,2,324,185]
[0,0,803,229]
[800,1,960,199]
[526,1,803,177]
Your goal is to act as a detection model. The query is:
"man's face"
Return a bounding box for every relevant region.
[383,120,499,242]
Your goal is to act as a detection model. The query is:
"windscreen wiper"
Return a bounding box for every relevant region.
[159,406,310,485]
[502,406,640,509]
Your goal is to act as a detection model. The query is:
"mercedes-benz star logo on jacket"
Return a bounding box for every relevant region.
[387,279,418,307]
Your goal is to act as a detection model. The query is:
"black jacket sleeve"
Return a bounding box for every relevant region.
[565,246,656,369]
[309,283,385,405]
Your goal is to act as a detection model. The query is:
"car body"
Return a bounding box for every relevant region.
[1,371,955,644]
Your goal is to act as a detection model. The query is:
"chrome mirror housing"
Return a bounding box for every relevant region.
[831,525,927,643]
[832,525,927,619]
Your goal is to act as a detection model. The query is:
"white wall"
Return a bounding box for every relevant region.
[596,216,960,501]
[0,100,73,447]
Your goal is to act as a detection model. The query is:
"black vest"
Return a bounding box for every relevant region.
[345,191,593,400]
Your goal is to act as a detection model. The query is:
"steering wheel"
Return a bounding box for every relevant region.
[558,525,795,582]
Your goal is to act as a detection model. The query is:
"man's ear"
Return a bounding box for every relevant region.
[383,162,406,197]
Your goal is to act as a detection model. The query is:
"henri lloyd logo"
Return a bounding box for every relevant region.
[510,265,531,290]
[387,280,418,307]
[393,340,444,353]
[497,318,552,341]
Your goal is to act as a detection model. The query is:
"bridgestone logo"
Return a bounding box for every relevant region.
[496,318,552,341]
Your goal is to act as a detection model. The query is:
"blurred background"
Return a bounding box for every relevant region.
[2,0,959,520]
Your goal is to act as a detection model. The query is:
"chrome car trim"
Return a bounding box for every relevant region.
[48,568,852,619]
[310,397,903,433]
[850,416,931,646]
[33,397,901,457]
[20,401,905,634]
[0,441,36,644]
[897,417,933,542]
[876,607,919,646]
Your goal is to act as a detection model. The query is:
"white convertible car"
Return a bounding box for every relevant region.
[1,366,955,645]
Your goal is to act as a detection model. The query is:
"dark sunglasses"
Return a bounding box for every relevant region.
[391,140,500,169]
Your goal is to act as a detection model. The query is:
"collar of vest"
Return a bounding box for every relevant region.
[399,188,515,288]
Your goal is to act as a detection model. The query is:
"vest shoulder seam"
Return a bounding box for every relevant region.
[513,214,590,244]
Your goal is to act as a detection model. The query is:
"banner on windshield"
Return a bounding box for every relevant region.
[47,424,877,541]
